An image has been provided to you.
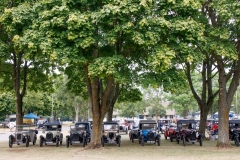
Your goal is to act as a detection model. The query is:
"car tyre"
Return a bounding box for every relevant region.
[118,137,121,147]
[157,136,160,146]
[83,136,86,147]
[101,136,104,147]
[199,135,203,146]
[170,134,173,142]
[164,132,167,140]
[176,135,179,144]
[40,138,43,147]
[26,136,29,147]
[56,138,59,147]
[9,136,13,148]
[234,136,239,147]
[33,136,36,145]
[182,135,186,146]
[66,137,69,148]
[141,136,144,146]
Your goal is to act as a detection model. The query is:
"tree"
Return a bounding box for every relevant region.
[0,1,55,125]
[118,101,146,118]
[165,90,198,119]
[0,92,16,120]
[8,0,205,149]
[193,0,240,147]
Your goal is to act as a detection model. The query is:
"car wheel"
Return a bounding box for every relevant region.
[101,136,104,147]
[182,135,186,146]
[56,138,59,147]
[157,136,160,146]
[33,136,36,145]
[9,136,13,148]
[26,136,29,147]
[199,135,203,146]
[234,136,240,147]
[40,138,43,147]
[83,137,86,147]
[141,136,144,146]
[118,137,121,147]
[66,137,69,148]
[170,134,173,142]
[176,135,179,144]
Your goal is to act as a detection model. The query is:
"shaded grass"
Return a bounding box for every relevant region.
[1,131,240,160]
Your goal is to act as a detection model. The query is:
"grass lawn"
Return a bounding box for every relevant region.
[0,123,240,160]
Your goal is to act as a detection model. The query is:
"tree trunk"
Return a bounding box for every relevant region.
[107,107,113,122]
[16,94,23,125]
[199,107,208,138]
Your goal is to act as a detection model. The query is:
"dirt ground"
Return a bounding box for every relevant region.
[0,124,240,160]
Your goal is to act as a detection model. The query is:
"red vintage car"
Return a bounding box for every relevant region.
[164,123,177,142]
[176,119,202,146]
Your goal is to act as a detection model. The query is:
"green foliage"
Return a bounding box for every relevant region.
[0,92,16,119]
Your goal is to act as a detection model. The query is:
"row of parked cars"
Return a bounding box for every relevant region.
[8,119,240,148]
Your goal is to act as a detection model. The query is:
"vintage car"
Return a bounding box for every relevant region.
[39,122,63,147]
[101,121,121,147]
[138,120,161,146]
[229,120,240,146]
[9,125,38,148]
[119,121,128,134]
[176,119,202,146]
[129,127,139,142]
[158,119,172,134]
[164,123,177,142]
[66,122,92,147]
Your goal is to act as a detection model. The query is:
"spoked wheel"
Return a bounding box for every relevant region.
[234,136,239,147]
[56,138,59,147]
[199,135,203,146]
[66,138,69,148]
[141,136,144,146]
[157,136,160,146]
[9,136,13,148]
[26,137,29,147]
[182,136,186,146]
[101,137,104,147]
[170,134,173,142]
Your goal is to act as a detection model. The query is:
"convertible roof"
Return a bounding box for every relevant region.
[177,119,196,124]
[139,120,157,124]
[229,120,240,124]
[75,122,90,125]
[44,122,62,126]
[103,121,119,125]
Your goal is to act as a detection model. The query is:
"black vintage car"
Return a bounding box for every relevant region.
[129,127,139,142]
[176,119,202,146]
[101,121,121,147]
[39,122,63,147]
[66,122,91,147]
[229,120,240,146]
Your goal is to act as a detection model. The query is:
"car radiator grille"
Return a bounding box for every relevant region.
[148,132,155,141]
[16,133,22,140]
[46,133,53,140]
[72,134,79,141]
[108,132,114,139]
[189,131,196,140]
